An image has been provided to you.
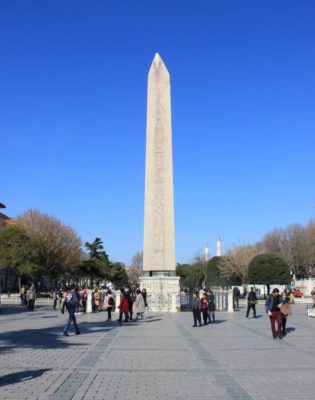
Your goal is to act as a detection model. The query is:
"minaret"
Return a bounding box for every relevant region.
[216,235,222,256]
[143,53,176,276]
[204,242,209,263]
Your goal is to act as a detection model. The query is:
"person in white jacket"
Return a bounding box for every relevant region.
[134,289,147,321]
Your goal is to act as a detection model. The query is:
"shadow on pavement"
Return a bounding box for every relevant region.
[0,314,157,352]
[0,321,119,353]
[209,320,226,324]
[0,369,50,387]
[144,318,162,323]
[0,304,52,316]
[146,315,165,319]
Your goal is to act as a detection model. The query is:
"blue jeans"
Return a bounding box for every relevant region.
[208,310,215,322]
[64,309,79,333]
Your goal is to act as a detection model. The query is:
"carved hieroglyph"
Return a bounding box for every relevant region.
[143,53,175,272]
[140,276,180,312]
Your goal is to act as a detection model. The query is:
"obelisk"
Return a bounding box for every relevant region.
[143,53,176,275]
[141,53,179,311]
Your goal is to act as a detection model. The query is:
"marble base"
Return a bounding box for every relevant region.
[140,276,180,312]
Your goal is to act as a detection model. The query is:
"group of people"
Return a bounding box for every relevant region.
[104,287,148,323]
[21,282,297,340]
[191,290,216,327]
[53,287,89,312]
[61,284,149,336]
[265,288,292,339]
[245,286,292,339]
[20,285,36,311]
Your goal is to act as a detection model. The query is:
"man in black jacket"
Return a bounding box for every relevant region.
[246,287,257,318]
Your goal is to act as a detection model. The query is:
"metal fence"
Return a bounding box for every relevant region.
[180,291,229,311]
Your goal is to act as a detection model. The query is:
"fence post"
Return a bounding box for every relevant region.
[228,289,234,312]
[86,289,93,313]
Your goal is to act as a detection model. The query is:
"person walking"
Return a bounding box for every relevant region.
[280,291,292,336]
[62,284,80,336]
[141,288,148,309]
[27,285,36,311]
[246,287,257,318]
[200,291,209,325]
[103,289,115,321]
[192,290,201,327]
[52,289,59,310]
[207,290,216,323]
[127,286,137,321]
[265,288,283,339]
[81,287,87,313]
[135,289,147,321]
[93,288,100,312]
[117,290,130,322]
[233,287,239,311]
[311,287,315,308]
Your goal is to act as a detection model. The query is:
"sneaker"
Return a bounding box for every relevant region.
[63,332,69,336]
[192,325,197,327]
[278,334,283,339]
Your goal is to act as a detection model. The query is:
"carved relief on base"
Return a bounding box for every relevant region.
[140,276,180,312]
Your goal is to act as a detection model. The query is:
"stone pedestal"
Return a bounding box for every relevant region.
[140,276,180,312]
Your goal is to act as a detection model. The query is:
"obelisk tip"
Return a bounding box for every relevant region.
[149,53,169,78]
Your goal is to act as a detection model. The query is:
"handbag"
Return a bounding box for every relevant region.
[280,303,291,316]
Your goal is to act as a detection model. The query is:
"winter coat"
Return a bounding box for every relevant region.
[65,290,79,311]
[192,296,200,311]
[103,294,115,310]
[134,293,145,313]
[208,294,216,312]
[200,295,208,311]
[265,294,283,313]
[27,289,36,301]
[119,295,130,313]
[247,291,257,304]
[94,291,100,306]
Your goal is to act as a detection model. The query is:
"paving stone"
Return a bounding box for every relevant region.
[0,303,314,399]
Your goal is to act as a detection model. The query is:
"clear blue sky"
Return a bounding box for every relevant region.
[1,1,314,265]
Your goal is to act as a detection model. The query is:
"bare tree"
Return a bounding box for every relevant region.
[127,251,143,284]
[15,209,82,279]
[130,251,143,273]
[305,218,315,275]
[262,224,311,277]
[224,243,262,281]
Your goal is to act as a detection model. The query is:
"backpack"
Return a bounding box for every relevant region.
[108,296,115,306]
[129,291,137,302]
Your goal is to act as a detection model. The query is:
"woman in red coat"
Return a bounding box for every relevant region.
[118,290,130,322]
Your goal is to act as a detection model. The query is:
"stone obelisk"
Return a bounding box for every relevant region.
[141,53,179,311]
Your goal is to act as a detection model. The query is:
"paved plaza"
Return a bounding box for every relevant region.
[0,302,314,400]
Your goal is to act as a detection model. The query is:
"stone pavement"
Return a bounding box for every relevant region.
[0,302,314,400]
